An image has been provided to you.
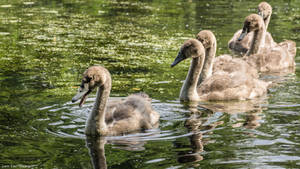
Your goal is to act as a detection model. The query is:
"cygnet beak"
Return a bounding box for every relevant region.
[171,51,186,67]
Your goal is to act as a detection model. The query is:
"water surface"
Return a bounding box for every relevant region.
[0,0,300,168]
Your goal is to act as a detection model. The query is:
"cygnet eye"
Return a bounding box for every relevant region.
[81,77,92,84]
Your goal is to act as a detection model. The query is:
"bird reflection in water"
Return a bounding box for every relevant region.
[86,134,148,169]
[177,98,267,165]
[177,106,223,165]
[243,109,262,129]
[199,97,268,130]
[86,136,107,169]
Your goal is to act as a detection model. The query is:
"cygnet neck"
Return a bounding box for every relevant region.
[180,55,205,101]
[246,26,266,56]
[86,75,111,136]
[264,15,271,30]
[198,44,216,86]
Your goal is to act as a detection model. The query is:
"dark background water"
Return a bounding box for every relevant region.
[0,0,299,168]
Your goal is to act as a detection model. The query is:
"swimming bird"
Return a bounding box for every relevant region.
[72,66,159,136]
[238,14,296,72]
[196,30,259,84]
[171,39,270,102]
[228,2,276,56]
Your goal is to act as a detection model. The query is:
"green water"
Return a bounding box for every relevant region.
[0,0,300,168]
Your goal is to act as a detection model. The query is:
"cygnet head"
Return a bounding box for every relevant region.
[171,39,205,67]
[258,2,272,21]
[238,14,265,41]
[196,30,216,49]
[72,65,110,107]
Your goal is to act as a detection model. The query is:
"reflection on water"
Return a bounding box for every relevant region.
[176,99,265,165]
[0,0,300,168]
[86,137,107,169]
